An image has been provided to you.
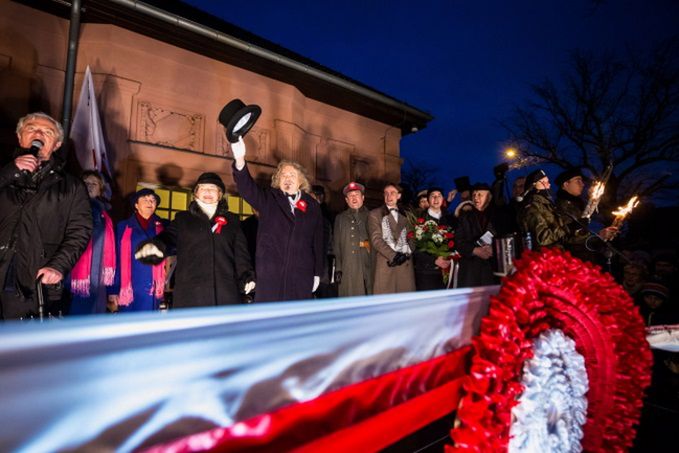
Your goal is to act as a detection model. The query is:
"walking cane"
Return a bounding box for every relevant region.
[35,276,45,322]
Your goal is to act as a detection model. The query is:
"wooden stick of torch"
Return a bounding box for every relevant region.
[611,196,640,228]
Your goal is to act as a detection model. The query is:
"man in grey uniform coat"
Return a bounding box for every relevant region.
[333,182,373,297]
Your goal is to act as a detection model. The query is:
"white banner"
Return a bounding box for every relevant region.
[70,65,113,197]
[0,287,496,452]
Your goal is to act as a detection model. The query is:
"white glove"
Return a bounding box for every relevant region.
[312,276,320,293]
[135,243,164,260]
[231,136,247,169]
[244,281,256,295]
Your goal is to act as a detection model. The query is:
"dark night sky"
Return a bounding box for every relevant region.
[184,0,678,190]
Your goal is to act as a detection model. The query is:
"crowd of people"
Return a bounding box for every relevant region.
[1,112,677,328]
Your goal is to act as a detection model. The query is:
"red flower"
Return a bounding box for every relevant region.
[212,216,227,234]
[448,249,652,452]
[438,224,447,230]
[445,232,454,239]
[417,217,425,224]
[296,199,307,213]
[407,231,415,239]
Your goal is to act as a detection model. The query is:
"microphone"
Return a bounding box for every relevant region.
[28,139,44,157]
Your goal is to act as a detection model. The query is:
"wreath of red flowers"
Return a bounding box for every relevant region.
[448,248,652,452]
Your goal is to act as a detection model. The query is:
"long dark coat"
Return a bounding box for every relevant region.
[152,201,254,308]
[333,206,373,297]
[232,163,324,302]
[0,157,92,319]
[456,207,497,288]
[413,210,456,291]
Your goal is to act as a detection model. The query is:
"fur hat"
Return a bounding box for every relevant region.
[195,172,225,192]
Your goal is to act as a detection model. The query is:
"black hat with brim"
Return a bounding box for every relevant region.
[131,188,160,207]
[195,172,226,193]
[219,99,262,143]
[555,168,584,188]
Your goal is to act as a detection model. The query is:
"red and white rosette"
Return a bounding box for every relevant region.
[448,248,652,452]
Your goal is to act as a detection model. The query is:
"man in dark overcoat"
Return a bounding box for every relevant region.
[230,138,324,302]
[136,172,254,307]
[333,182,373,297]
[0,112,92,319]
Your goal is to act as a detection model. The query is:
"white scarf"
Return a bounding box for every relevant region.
[427,208,441,220]
[287,191,302,214]
[381,215,410,253]
[196,199,218,219]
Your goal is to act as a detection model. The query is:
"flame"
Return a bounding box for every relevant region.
[590,181,605,200]
[612,195,640,218]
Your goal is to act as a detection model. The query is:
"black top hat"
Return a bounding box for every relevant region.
[218,99,262,143]
[471,182,491,192]
[454,176,471,192]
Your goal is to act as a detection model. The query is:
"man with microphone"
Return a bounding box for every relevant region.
[0,112,91,319]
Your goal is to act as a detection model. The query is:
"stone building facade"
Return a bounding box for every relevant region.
[0,0,431,217]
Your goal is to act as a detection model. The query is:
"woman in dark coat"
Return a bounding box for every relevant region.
[413,188,456,291]
[456,183,497,287]
[231,138,324,302]
[136,173,254,308]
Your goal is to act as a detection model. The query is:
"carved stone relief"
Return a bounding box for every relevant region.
[214,125,270,164]
[136,100,203,151]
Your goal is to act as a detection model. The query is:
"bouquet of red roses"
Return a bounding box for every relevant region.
[407,213,461,285]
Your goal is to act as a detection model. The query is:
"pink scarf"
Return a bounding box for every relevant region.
[71,211,115,296]
[118,220,166,307]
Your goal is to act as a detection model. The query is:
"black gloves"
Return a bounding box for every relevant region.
[334,271,342,284]
[387,252,409,267]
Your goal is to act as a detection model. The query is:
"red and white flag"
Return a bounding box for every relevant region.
[70,65,113,198]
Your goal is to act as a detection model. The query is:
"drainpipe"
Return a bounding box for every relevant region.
[61,0,82,137]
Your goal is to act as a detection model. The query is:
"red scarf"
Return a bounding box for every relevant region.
[70,211,115,296]
[118,220,165,307]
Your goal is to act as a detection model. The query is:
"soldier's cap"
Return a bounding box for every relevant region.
[343,181,365,195]
[555,168,584,188]
[416,189,428,200]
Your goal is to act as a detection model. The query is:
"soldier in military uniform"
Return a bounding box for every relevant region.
[519,169,617,252]
[333,182,373,297]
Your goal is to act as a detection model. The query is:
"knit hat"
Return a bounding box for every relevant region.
[195,172,225,192]
[130,188,160,207]
[343,181,365,195]
[640,281,670,300]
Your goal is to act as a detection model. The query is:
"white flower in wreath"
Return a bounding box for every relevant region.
[432,233,444,243]
[509,329,589,453]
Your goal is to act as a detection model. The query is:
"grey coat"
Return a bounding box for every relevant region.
[333,206,373,297]
[367,206,415,294]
